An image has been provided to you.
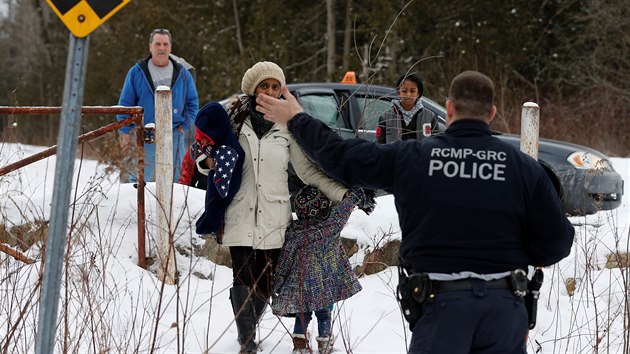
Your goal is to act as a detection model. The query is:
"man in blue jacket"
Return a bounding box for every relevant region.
[117,28,199,183]
[256,71,575,353]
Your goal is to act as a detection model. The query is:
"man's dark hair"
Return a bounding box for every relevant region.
[448,71,494,117]
[149,28,172,44]
[395,73,424,97]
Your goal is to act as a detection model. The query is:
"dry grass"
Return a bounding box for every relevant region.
[0,220,47,251]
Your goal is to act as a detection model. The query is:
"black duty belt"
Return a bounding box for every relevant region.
[431,277,511,293]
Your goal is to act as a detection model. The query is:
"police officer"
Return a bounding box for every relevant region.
[256,70,574,353]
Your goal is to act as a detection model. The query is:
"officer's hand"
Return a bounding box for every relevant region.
[256,86,304,126]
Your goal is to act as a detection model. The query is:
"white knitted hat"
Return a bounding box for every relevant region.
[240,61,286,96]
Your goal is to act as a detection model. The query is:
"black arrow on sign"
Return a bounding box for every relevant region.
[86,0,123,19]
[50,0,81,15]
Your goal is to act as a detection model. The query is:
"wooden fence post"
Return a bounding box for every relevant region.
[155,86,175,285]
[520,102,540,161]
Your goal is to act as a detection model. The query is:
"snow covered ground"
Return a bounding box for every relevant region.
[0,143,628,353]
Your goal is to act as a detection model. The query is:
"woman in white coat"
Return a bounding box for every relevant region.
[198,61,348,354]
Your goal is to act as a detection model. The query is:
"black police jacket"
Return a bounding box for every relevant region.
[287,113,575,274]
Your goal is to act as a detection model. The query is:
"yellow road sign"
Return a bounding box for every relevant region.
[47,0,131,38]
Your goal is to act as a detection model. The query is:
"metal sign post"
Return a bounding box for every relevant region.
[34,33,89,354]
[35,1,131,352]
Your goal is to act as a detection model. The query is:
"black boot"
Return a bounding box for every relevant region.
[230,286,257,353]
[252,292,268,324]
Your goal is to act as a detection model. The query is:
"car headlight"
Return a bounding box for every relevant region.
[567,152,612,170]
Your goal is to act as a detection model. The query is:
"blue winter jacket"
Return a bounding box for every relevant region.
[117,56,199,134]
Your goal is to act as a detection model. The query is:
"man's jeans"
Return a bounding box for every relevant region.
[129,129,185,183]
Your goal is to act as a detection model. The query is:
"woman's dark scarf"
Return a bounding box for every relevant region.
[248,95,275,139]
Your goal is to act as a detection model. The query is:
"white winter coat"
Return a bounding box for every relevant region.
[199,117,347,249]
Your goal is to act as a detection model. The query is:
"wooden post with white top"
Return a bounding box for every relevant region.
[155,85,176,285]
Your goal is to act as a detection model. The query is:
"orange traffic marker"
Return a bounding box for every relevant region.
[341,71,357,84]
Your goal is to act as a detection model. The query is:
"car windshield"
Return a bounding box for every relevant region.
[299,95,343,128]
[356,96,391,131]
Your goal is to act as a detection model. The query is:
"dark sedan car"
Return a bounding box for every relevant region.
[283,82,623,216]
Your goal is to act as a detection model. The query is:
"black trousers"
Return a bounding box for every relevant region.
[409,280,528,354]
[230,246,281,298]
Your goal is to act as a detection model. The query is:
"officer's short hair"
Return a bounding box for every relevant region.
[448,71,494,118]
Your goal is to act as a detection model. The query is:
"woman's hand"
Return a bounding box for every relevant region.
[203,156,216,170]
